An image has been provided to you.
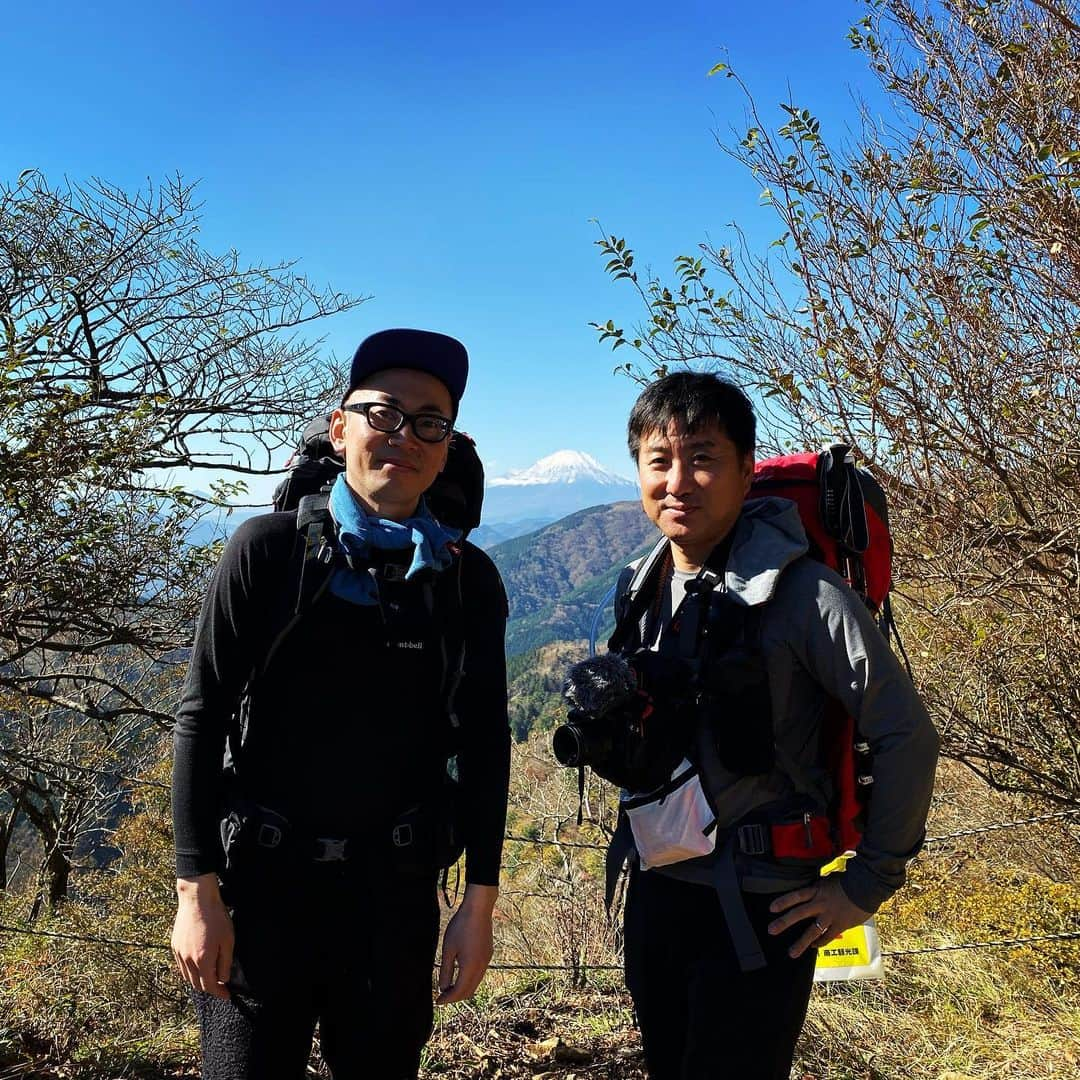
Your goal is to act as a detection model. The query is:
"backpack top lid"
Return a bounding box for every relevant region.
[271,415,342,515]
[272,415,485,538]
[298,414,336,460]
[750,445,892,610]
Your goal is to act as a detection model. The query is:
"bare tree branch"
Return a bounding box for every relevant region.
[0,171,367,906]
[592,0,1080,807]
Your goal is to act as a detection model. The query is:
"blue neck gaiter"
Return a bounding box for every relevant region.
[327,473,461,606]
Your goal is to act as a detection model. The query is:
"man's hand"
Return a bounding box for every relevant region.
[171,874,234,999]
[436,883,497,1005]
[766,876,872,959]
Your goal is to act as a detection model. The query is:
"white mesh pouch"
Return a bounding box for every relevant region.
[621,758,717,870]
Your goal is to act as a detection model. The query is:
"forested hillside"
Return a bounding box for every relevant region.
[507,641,586,742]
[488,501,657,656]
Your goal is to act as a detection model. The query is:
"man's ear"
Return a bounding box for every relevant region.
[741,453,756,495]
[329,408,348,454]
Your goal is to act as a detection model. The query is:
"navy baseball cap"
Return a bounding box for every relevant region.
[346,328,469,413]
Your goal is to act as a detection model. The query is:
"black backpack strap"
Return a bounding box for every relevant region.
[608,535,671,654]
[880,593,913,677]
[818,444,869,553]
[713,832,767,972]
[429,548,467,742]
[294,490,338,612]
[604,808,636,914]
[818,444,870,597]
[258,493,337,677]
[444,555,467,733]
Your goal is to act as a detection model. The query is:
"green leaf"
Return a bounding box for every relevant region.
[707,62,728,77]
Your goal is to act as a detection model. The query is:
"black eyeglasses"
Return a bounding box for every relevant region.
[342,401,453,444]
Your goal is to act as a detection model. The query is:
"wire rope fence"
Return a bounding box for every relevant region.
[2,921,1078,964]
[2,806,1076,972]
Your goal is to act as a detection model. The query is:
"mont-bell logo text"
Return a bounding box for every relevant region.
[394,639,425,650]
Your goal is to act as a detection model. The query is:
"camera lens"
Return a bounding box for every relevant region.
[552,724,584,767]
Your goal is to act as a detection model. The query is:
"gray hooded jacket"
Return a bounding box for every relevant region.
[617,496,939,913]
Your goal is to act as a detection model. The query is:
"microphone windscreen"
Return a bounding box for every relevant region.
[563,652,638,717]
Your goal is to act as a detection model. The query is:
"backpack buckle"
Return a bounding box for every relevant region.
[392,823,414,848]
[255,823,283,849]
[736,823,769,857]
[313,837,348,862]
[316,536,336,565]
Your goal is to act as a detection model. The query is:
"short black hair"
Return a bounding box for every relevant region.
[627,372,756,460]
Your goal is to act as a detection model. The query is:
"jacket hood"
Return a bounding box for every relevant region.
[726,496,808,606]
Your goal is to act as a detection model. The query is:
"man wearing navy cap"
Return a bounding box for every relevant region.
[171,330,511,1078]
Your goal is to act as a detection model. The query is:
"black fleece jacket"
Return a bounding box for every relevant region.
[172,510,510,886]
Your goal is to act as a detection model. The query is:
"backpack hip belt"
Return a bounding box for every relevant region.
[219,798,454,874]
[735,812,834,861]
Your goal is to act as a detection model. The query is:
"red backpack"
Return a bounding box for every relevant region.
[751,444,891,611]
[750,443,895,856]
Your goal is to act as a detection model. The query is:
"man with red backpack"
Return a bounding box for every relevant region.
[601,372,938,1079]
[170,329,510,1079]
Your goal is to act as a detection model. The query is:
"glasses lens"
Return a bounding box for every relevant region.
[413,415,451,443]
[364,403,405,433]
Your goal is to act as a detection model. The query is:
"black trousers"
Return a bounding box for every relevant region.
[624,868,817,1080]
[194,864,440,1080]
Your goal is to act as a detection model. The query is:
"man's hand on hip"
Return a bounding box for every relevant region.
[436,883,498,1005]
[171,873,234,999]
[766,876,872,960]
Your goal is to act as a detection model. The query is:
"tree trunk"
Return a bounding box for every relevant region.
[29,837,70,920]
[0,791,24,891]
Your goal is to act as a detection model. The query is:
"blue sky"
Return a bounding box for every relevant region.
[3,0,885,501]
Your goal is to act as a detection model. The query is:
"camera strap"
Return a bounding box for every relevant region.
[675,531,735,672]
[608,535,671,654]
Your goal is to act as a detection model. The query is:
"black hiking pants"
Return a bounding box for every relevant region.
[624,867,818,1080]
[194,863,440,1080]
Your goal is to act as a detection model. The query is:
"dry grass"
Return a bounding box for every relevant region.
[419,941,1080,1080]
[0,756,1076,1078]
[424,980,645,1079]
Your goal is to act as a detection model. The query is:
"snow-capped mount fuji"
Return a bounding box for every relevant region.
[480,450,638,530]
[488,450,632,489]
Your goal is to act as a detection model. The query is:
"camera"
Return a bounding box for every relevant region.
[552,709,617,769]
[553,650,694,792]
